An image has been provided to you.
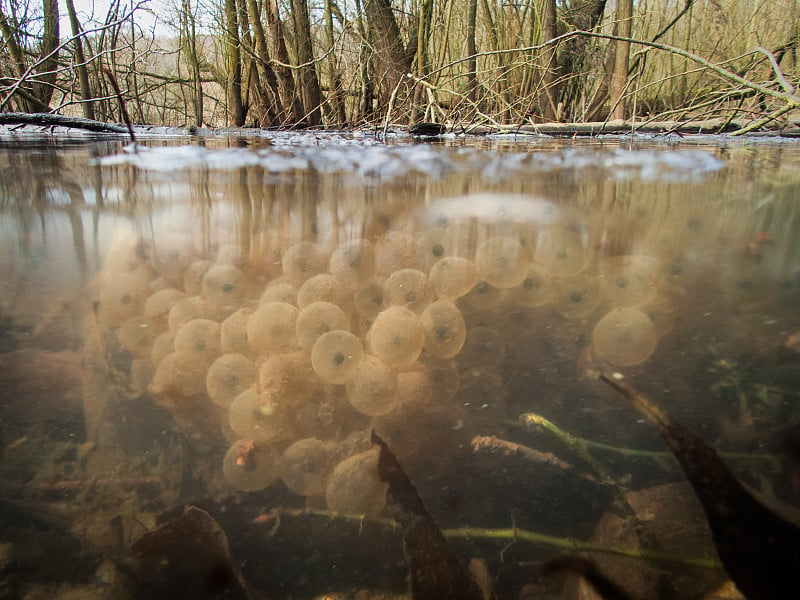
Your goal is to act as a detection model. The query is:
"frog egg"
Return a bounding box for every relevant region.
[258,350,318,409]
[397,363,433,409]
[297,274,349,310]
[117,315,159,359]
[461,280,507,311]
[423,357,461,401]
[168,296,207,333]
[383,268,434,314]
[206,353,257,408]
[296,301,350,350]
[280,438,334,496]
[222,440,281,492]
[419,300,466,359]
[353,278,386,320]
[474,236,528,289]
[460,326,506,369]
[325,447,387,516]
[247,302,299,355]
[345,355,398,416]
[641,288,684,339]
[369,306,425,369]
[98,271,150,326]
[511,264,554,308]
[375,231,419,275]
[592,307,657,367]
[429,257,478,300]
[599,255,661,308]
[215,243,249,268]
[417,228,453,272]
[552,274,602,319]
[311,330,364,384]
[150,331,175,365]
[150,351,208,397]
[221,307,254,354]
[229,386,284,441]
[184,260,213,295]
[534,227,585,277]
[259,281,298,306]
[144,288,187,325]
[329,239,375,288]
[282,241,328,287]
[202,264,246,319]
[174,318,222,365]
[152,234,195,284]
[286,386,348,440]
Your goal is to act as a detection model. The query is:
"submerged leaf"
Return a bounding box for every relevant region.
[371,430,484,600]
[600,373,800,600]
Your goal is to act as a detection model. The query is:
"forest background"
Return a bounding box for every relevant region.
[1,0,798,132]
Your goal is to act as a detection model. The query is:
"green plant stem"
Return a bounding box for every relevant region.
[513,414,782,465]
[265,507,723,570]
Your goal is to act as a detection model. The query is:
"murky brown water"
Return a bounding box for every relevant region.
[2,130,800,599]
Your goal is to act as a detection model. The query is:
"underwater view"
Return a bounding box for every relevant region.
[1,129,800,600]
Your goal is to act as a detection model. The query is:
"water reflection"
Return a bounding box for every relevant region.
[1,134,800,599]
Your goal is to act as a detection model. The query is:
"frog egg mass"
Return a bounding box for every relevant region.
[94,192,682,511]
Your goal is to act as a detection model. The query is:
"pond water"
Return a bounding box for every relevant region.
[1,129,800,599]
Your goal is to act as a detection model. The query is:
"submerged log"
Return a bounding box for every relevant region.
[600,373,800,600]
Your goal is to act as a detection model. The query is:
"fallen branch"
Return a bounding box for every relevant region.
[0,111,129,133]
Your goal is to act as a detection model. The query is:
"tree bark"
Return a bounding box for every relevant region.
[35,0,60,108]
[363,0,413,115]
[264,0,304,123]
[291,0,324,125]
[464,0,478,104]
[181,0,204,125]
[247,0,282,125]
[65,0,95,120]
[224,0,245,125]
[538,0,558,121]
[324,0,347,125]
[611,0,633,120]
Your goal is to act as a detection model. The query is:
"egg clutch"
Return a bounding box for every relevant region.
[92,194,674,513]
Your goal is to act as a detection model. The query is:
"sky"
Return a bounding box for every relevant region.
[60,0,178,38]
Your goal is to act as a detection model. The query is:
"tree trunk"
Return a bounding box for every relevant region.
[264,0,304,123]
[246,0,282,125]
[291,0,324,125]
[34,0,60,108]
[538,0,558,121]
[324,0,347,125]
[64,0,95,119]
[224,0,245,125]
[363,0,413,115]
[464,0,478,105]
[181,0,204,126]
[611,0,633,120]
